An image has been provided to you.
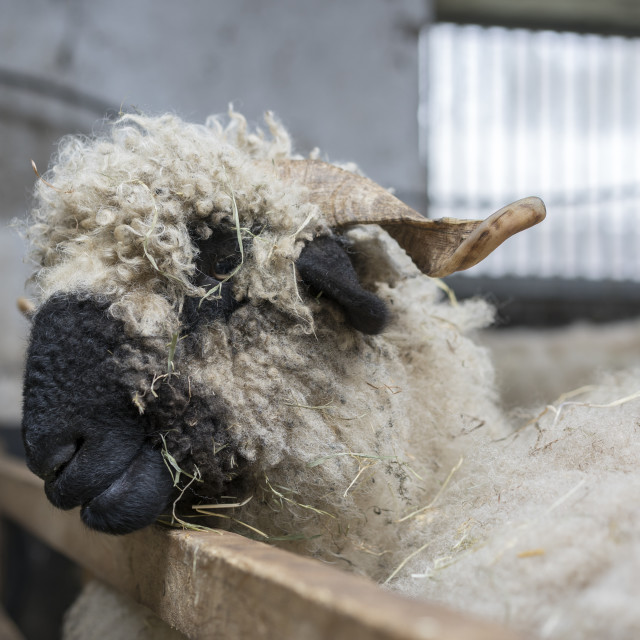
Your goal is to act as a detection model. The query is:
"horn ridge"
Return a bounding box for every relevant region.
[274,159,546,277]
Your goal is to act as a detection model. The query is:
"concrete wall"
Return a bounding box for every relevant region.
[1,0,430,217]
[0,0,430,424]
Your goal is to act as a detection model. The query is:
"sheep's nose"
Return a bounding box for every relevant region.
[23,437,79,482]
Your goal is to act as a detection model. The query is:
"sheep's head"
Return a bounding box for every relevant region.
[20,113,545,535]
[20,227,392,534]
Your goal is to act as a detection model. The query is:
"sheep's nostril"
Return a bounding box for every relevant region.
[40,440,82,483]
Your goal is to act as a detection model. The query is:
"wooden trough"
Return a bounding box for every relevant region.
[0,453,527,640]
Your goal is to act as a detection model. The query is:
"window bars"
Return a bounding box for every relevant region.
[420,23,640,281]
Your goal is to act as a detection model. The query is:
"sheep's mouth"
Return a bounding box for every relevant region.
[36,438,174,535]
[77,444,175,535]
[37,441,174,534]
[43,441,141,512]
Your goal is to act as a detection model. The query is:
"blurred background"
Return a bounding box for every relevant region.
[2,0,640,637]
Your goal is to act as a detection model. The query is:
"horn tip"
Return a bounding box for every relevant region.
[518,196,546,223]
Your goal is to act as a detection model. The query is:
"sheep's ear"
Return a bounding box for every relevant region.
[275,160,546,278]
[296,236,389,335]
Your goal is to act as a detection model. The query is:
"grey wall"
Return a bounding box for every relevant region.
[1,0,430,217]
[0,0,430,424]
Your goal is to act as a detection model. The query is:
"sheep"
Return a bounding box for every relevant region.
[22,111,640,640]
[58,332,640,640]
[19,110,543,580]
[392,366,640,639]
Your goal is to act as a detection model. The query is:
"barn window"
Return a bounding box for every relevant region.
[420,23,640,283]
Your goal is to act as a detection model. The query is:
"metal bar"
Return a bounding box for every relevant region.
[435,0,640,37]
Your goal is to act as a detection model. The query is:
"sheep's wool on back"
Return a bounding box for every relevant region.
[395,368,640,640]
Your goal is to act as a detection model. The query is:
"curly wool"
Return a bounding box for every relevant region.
[26,110,325,338]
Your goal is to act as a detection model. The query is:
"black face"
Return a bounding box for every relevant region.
[194,226,244,286]
[21,233,389,535]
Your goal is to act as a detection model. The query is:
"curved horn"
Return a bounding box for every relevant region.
[275,160,546,277]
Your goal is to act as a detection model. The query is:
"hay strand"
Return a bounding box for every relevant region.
[396,457,464,523]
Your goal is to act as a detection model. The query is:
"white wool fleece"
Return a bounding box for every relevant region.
[393,369,640,640]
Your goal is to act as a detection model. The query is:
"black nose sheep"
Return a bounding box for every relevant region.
[24,110,640,640]
[19,111,543,575]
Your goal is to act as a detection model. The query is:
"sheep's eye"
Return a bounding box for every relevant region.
[191,225,248,288]
[212,255,241,279]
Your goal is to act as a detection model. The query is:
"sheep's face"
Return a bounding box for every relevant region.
[20,113,543,537]
[21,231,389,535]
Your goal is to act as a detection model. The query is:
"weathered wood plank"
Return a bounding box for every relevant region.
[0,455,527,640]
[437,0,640,35]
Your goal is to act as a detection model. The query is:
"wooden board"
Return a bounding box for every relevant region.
[436,0,640,35]
[0,455,527,640]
